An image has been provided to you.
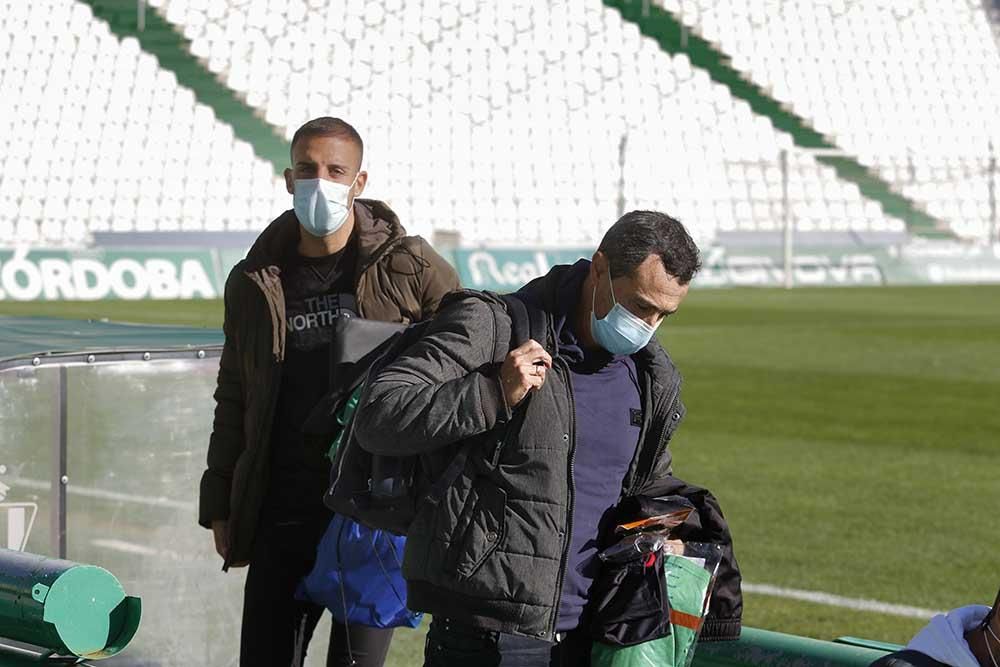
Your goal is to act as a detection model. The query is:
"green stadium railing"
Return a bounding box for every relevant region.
[82,0,291,175]
[603,0,954,239]
[0,545,902,667]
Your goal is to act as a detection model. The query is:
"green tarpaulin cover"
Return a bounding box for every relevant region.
[0,317,223,363]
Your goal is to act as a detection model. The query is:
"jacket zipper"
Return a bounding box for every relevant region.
[548,359,576,639]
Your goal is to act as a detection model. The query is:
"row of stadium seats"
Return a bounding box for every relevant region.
[0,1,290,245]
[0,0,996,246]
[144,0,917,245]
[663,0,1000,242]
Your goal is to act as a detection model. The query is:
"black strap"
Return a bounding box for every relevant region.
[424,445,471,507]
[499,293,548,350]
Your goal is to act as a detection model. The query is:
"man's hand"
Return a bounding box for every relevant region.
[500,340,552,408]
[211,520,248,568]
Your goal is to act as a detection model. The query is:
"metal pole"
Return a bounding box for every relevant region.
[49,366,67,559]
[989,142,997,244]
[137,0,146,32]
[617,134,627,219]
[781,149,793,289]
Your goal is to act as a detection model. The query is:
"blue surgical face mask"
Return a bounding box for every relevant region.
[590,270,659,356]
[293,175,358,238]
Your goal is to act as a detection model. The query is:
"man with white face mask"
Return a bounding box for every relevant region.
[354,211,741,666]
[199,117,459,666]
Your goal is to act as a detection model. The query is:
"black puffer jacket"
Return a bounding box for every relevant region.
[355,263,733,641]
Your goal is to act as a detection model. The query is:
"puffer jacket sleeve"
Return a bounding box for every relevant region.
[198,268,246,529]
[415,236,460,317]
[354,293,512,456]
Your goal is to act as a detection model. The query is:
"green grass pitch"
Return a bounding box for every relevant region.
[3,284,998,662]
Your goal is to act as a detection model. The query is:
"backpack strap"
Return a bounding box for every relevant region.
[499,293,549,351]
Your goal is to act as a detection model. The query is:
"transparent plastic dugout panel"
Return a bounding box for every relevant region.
[0,365,54,557]
[58,358,231,666]
[0,354,336,666]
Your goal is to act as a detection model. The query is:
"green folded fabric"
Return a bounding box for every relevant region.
[327,386,362,460]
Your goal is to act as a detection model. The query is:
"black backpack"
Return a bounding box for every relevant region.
[324,292,548,536]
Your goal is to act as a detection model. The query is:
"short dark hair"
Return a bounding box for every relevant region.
[289,117,364,167]
[597,210,702,284]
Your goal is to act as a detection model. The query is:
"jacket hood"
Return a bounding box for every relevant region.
[244,198,407,275]
[907,605,990,667]
[514,259,678,386]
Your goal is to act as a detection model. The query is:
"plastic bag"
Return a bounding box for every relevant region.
[591,541,722,667]
[613,496,695,537]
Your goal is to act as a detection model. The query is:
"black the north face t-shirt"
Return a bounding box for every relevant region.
[267,241,358,516]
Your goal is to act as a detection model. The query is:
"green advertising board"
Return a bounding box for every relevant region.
[1,241,999,300]
[451,242,1000,291]
[0,249,222,301]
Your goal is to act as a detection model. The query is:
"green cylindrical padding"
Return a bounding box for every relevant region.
[0,548,141,660]
[693,627,889,667]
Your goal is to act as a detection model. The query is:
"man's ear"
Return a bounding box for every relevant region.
[592,250,609,278]
[354,170,368,197]
[284,168,294,195]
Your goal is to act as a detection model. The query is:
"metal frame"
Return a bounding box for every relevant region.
[51,367,66,559]
[0,640,87,665]
[0,346,223,374]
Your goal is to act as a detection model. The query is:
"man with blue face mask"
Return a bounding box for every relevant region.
[354,211,730,666]
[199,117,459,667]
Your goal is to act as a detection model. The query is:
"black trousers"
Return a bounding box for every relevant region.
[423,617,591,667]
[240,514,395,667]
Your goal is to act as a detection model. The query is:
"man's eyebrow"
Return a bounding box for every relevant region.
[294,160,317,168]
[635,296,676,317]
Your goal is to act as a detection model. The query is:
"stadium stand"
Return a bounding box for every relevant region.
[1,0,997,247]
[662,0,1000,241]
[144,0,939,245]
[0,0,288,247]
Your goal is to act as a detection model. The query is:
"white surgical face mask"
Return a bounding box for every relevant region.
[293,175,358,238]
[590,270,659,356]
